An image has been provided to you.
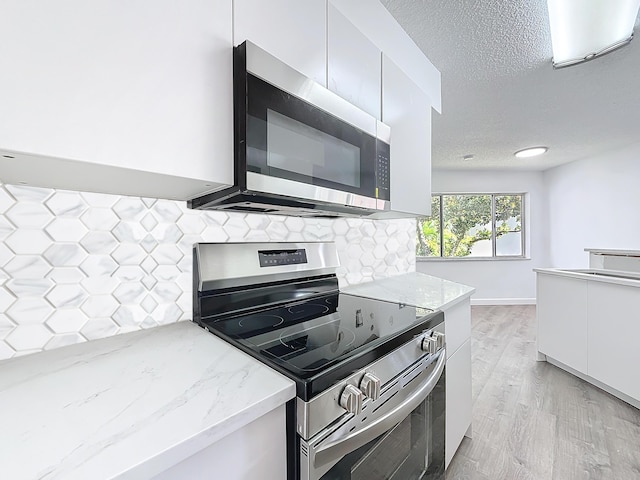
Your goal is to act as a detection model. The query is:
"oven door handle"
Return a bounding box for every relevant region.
[314,349,446,468]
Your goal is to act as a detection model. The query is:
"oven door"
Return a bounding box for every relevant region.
[300,350,445,480]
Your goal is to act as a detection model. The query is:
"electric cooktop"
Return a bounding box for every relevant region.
[200,292,441,399]
[193,241,444,400]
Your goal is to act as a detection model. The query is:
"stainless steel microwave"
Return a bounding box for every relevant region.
[189,41,391,218]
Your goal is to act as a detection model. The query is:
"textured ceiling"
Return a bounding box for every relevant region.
[380,0,640,170]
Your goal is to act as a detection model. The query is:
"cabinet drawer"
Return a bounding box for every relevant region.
[444,301,471,357]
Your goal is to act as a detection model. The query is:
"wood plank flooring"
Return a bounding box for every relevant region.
[446,305,640,480]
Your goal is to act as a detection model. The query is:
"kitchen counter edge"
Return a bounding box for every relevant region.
[534,268,640,289]
[0,320,296,480]
[343,272,475,312]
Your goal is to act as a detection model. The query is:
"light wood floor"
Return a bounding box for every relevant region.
[446,305,640,480]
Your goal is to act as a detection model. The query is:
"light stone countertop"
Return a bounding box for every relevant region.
[343,272,475,311]
[584,248,640,257]
[534,268,640,288]
[0,320,295,480]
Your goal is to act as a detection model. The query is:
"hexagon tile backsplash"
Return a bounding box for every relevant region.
[0,183,416,360]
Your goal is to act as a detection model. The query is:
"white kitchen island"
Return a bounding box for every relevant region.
[0,321,295,480]
[535,266,640,409]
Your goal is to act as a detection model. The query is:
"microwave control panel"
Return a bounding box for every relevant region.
[376,140,391,201]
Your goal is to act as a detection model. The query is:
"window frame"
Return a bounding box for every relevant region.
[417,192,527,260]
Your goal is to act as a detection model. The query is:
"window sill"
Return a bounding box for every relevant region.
[416,256,531,262]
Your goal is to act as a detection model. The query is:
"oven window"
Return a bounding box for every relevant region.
[319,370,445,480]
[266,109,361,188]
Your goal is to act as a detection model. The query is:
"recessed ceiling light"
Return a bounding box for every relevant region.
[514,147,548,158]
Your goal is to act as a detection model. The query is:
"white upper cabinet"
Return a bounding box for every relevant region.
[382,54,432,216]
[327,3,381,119]
[233,0,327,86]
[0,0,233,200]
[329,0,441,113]
[0,0,440,207]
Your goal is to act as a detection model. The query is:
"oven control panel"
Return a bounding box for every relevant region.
[258,248,308,267]
[359,373,381,401]
[417,331,445,354]
[337,372,381,415]
[339,384,364,415]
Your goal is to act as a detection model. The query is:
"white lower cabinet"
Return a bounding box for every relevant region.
[443,299,472,468]
[443,299,471,356]
[152,404,287,480]
[536,275,588,373]
[445,338,471,468]
[537,271,640,406]
[587,282,640,401]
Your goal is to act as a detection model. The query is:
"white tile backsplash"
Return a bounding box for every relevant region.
[0,182,416,360]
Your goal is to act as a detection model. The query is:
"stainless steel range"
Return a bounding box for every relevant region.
[193,242,446,480]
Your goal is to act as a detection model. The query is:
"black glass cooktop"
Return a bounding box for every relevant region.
[200,292,443,400]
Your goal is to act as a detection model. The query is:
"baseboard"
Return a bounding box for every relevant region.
[545,357,640,410]
[470,298,536,306]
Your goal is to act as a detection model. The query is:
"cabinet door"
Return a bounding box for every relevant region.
[445,339,472,468]
[0,0,233,198]
[152,404,287,479]
[443,300,471,358]
[327,3,381,119]
[587,282,640,401]
[382,54,432,216]
[536,275,588,373]
[233,0,326,86]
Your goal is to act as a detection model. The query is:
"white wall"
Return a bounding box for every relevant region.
[416,169,548,303]
[544,145,640,268]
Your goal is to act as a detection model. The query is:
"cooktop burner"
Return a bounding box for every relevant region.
[286,303,329,318]
[238,314,284,330]
[209,296,336,338]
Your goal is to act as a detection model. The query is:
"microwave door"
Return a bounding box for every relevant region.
[245,76,377,196]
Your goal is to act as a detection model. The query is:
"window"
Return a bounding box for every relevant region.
[416,194,524,258]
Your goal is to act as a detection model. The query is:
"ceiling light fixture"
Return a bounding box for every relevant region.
[547,0,640,68]
[514,147,548,158]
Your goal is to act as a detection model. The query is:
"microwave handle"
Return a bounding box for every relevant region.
[314,348,446,468]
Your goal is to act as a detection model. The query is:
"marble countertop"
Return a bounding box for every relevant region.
[0,321,295,480]
[343,272,475,311]
[534,268,640,288]
[584,248,640,257]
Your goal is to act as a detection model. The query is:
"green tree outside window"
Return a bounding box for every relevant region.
[417,194,523,258]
